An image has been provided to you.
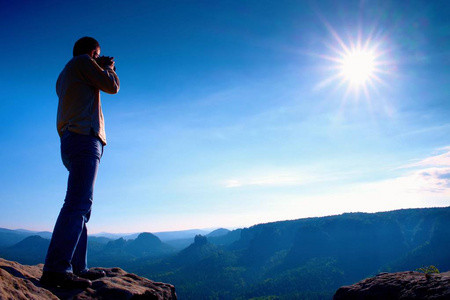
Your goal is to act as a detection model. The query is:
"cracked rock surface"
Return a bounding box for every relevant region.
[0,258,176,300]
[334,271,450,300]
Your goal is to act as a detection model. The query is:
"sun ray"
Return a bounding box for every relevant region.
[314,22,396,103]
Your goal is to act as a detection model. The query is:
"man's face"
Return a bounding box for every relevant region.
[90,47,101,59]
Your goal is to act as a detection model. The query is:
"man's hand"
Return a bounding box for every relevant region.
[96,56,116,70]
[104,56,115,70]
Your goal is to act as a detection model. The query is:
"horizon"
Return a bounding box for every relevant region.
[1,1,450,233]
[3,205,448,235]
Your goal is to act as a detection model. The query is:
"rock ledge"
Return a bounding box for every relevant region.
[0,258,176,300]
[333,271,450,300]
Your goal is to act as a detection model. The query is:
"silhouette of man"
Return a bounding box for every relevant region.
[41,37,120,289]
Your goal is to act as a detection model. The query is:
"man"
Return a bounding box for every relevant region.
[41,37,120,289]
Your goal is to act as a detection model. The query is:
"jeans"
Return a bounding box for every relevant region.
[44,130,103,273]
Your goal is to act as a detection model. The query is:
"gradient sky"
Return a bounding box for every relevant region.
[1,0,449,233]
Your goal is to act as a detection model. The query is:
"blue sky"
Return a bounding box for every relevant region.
[1,0,449,233]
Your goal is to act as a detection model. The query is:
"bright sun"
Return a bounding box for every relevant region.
[332,40,383,98]
[315,25,392,99]
[340,49,376,85]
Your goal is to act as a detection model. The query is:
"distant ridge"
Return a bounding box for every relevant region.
[206,228,230,237]
[90,228,216,242]
[0,228,52,248]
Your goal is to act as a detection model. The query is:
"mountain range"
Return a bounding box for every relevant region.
[1,206,449,299]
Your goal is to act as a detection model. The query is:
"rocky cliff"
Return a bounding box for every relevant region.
[333,271,450,299]
[0,258,176,300]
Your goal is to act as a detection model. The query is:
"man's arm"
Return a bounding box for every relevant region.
[83,56,120,94]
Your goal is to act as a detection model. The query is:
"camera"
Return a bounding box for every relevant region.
[95,55,116,71]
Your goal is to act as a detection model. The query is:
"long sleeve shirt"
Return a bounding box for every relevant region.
[56,54,120,145]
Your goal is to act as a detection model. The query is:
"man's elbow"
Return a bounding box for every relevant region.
[106,85,120,94]
[103,73,120,94]
[104,80,120,94]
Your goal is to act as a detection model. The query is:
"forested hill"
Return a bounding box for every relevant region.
[1,207,449,299]
[133,207,450,299]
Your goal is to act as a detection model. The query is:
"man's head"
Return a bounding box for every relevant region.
[73,37,100,58]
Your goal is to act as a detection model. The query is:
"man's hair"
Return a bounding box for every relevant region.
[73,37,100,57]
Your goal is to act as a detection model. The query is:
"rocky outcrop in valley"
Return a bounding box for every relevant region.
[334,271,450,299]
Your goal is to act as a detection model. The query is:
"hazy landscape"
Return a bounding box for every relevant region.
[2,206,449,299]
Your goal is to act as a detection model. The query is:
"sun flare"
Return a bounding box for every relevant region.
[331,39,384,98]
[315,24,394,100]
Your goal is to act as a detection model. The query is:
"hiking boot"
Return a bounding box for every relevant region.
[76,269,106,280]
[40,271,92,289]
